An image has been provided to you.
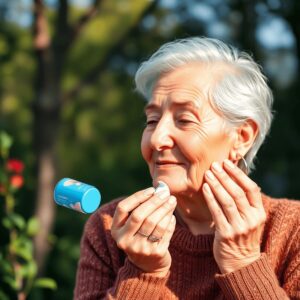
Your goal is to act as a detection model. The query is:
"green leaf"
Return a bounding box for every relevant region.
[9,213,26,230]
[3,214,26,230]
[0,131,13,158]
[0,259,13,274]
[33,278,57,290]
[2,217,13,229]
[13,238,33,261]
[27,260,38,278]
[26,217,39,237]
[17,260,37,279]
[3,275,17,290]
[26,260,37,279]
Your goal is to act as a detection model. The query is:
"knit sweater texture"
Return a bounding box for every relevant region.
[74,195,300,299]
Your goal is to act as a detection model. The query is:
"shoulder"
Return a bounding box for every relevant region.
[262,195,300,275]
[262,195,300,247]
[263,195,300,226]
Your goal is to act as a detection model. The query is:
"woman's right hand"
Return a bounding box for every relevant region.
[111,187,177,277]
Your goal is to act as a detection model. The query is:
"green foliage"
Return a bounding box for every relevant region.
[65,0,152,92]
[0,133,56,299]
[0,131,13,159]
[26,218,39,237]
[33,278,57,290]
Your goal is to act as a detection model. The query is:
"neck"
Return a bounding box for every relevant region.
[174,192,215,235]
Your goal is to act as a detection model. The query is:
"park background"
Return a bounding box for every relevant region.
[1,0,300,299]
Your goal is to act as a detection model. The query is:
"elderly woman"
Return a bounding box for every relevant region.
[74,37,300,299]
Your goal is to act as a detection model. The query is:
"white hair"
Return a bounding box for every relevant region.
[135,37,273,173]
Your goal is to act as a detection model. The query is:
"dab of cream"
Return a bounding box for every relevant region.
[154,181,170,196]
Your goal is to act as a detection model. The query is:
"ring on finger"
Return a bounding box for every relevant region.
[137,230,149,238]
[148,234,162,242]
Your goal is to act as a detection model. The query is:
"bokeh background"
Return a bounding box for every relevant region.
[1,0,300,299]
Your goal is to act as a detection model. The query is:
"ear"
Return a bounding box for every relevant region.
[229,120,258,162]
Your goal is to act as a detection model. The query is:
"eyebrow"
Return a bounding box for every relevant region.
[144,100,201,114]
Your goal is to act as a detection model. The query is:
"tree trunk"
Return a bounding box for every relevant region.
[32,0,60,274]
[33,104,59,274]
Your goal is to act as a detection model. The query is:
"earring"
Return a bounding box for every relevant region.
[238,155,249,174]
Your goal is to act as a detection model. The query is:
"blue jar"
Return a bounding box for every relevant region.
[54,178,101,213]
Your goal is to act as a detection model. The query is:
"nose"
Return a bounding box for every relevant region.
[150,118,174,151]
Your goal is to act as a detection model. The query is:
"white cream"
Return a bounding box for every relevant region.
[154,181,170,196]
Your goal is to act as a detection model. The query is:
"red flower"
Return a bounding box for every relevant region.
[6,159,24,173]
[10,175,24,189]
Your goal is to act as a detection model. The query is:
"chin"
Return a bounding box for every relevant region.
[152,174,189,195]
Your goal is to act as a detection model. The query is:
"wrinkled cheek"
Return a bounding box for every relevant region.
[178,133,207,163]
[178,134,210,182]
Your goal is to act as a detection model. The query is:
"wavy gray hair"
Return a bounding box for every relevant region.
[135,37,273,173]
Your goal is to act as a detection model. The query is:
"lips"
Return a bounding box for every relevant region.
[155,160,184,166]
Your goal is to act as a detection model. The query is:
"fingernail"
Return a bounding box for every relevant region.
[157,190,170,199]
[168,196,176,205]
[144,187,155,196]
[212,162,222,172]
[205,170,215,180]
[224,159,235,169]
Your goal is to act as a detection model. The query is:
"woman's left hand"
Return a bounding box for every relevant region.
[203,159,266,274]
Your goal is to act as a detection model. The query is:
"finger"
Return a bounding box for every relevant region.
[151,213,173,239]
[133,209,176,254]
[223,159,262,208]
[202,182,230,230]
[112,187,155,229]
[124,191,170,235]
[211,161,250,213]
[156,214,176,251]
[205,170,243,225]
[138,196,177,237]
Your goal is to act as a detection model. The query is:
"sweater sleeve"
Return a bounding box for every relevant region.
[107,258,170,299]
[74,206,169,300]
[215,210,300,300]
[215,253,291,299]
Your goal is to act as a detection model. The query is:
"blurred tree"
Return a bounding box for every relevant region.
[31,0,158,274]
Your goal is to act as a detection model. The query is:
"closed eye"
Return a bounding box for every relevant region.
[176,112,199,125]
[177,119,196,125]
[178,119,193,123]
[145,120,158,126]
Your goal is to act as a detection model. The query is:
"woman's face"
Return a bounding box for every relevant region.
[141,64,236,196]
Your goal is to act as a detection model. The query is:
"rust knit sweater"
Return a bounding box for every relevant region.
[74,195,300,299]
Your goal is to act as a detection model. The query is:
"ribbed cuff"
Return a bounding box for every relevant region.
[110,258,169,300]
[215,253,286,300]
